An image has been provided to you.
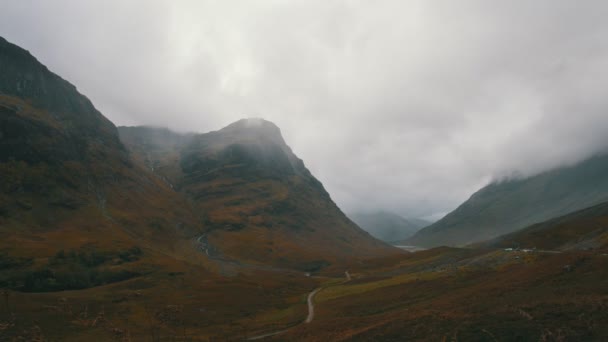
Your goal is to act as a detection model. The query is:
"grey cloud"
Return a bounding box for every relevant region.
[2,0,608,219]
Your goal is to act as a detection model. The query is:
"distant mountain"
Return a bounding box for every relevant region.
[120,121,398,270]
[484,200,608,251]
[407,154,608,247]
[349,211,429,243]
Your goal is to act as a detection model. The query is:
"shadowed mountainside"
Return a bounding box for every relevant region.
[407,154,608,247]
[0,36,205,256]
[119,121,398,270]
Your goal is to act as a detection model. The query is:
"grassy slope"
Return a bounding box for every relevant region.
[282,209,608,341]
[485,200,608,251]
[278,248,608,341]
[408,154,608,247]
[0,96,329,341]
[119,123,400,271]
[0,38,321,340]
[0,36,397,340]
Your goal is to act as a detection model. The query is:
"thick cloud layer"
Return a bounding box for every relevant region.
[2,1,608,220]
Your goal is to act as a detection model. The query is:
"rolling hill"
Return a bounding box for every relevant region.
[406,154,608,247]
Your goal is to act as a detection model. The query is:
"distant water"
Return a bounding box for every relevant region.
[394,245,426,252]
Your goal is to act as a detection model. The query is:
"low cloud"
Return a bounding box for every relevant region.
[2,1,608,219]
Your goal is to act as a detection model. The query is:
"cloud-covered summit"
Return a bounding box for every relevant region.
[2,1,608,219]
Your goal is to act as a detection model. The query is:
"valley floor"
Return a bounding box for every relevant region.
[277,247,608,341]
[1,246,607,341]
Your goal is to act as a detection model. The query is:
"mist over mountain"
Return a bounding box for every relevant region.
[349,211,429,243]
[1,34,394,276]
[4,2,608,220]
[3,2,608,338]
[407,153,608,247]
[118,121,396,270]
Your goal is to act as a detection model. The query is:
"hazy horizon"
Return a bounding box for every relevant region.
[3,1,608,220]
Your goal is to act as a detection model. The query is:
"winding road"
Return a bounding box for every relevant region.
[304,287,322,324]
[196,235,352,340]
[246,271,351,340]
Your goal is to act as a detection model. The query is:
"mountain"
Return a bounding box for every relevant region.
[117,126,195,186]
[407,154,608,247]
[485,200,608,251]
[0,36,398,340]
[0,35,207,284]
[2,35,608,342]
[349,211,429,243]
[0,34,394,275]
[119,121,397,270]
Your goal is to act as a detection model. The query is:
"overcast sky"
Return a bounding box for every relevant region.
[2,1,608,220]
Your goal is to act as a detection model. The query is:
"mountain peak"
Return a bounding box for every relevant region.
[221,118,283,139]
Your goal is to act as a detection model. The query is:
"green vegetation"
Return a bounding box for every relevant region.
[0,252,33,270]
[409,154,608,247]
[0,246,142,292]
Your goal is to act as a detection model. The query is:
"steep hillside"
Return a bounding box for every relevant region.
[0,35,207,289]
[0,36,397,340]
[407,154,608,247]
[118,126,194,186]
[349,211,428,243]
[486,200,608,251]
[120,121,398,270]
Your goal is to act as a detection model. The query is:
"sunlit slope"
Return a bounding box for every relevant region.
[408,154,608,247]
